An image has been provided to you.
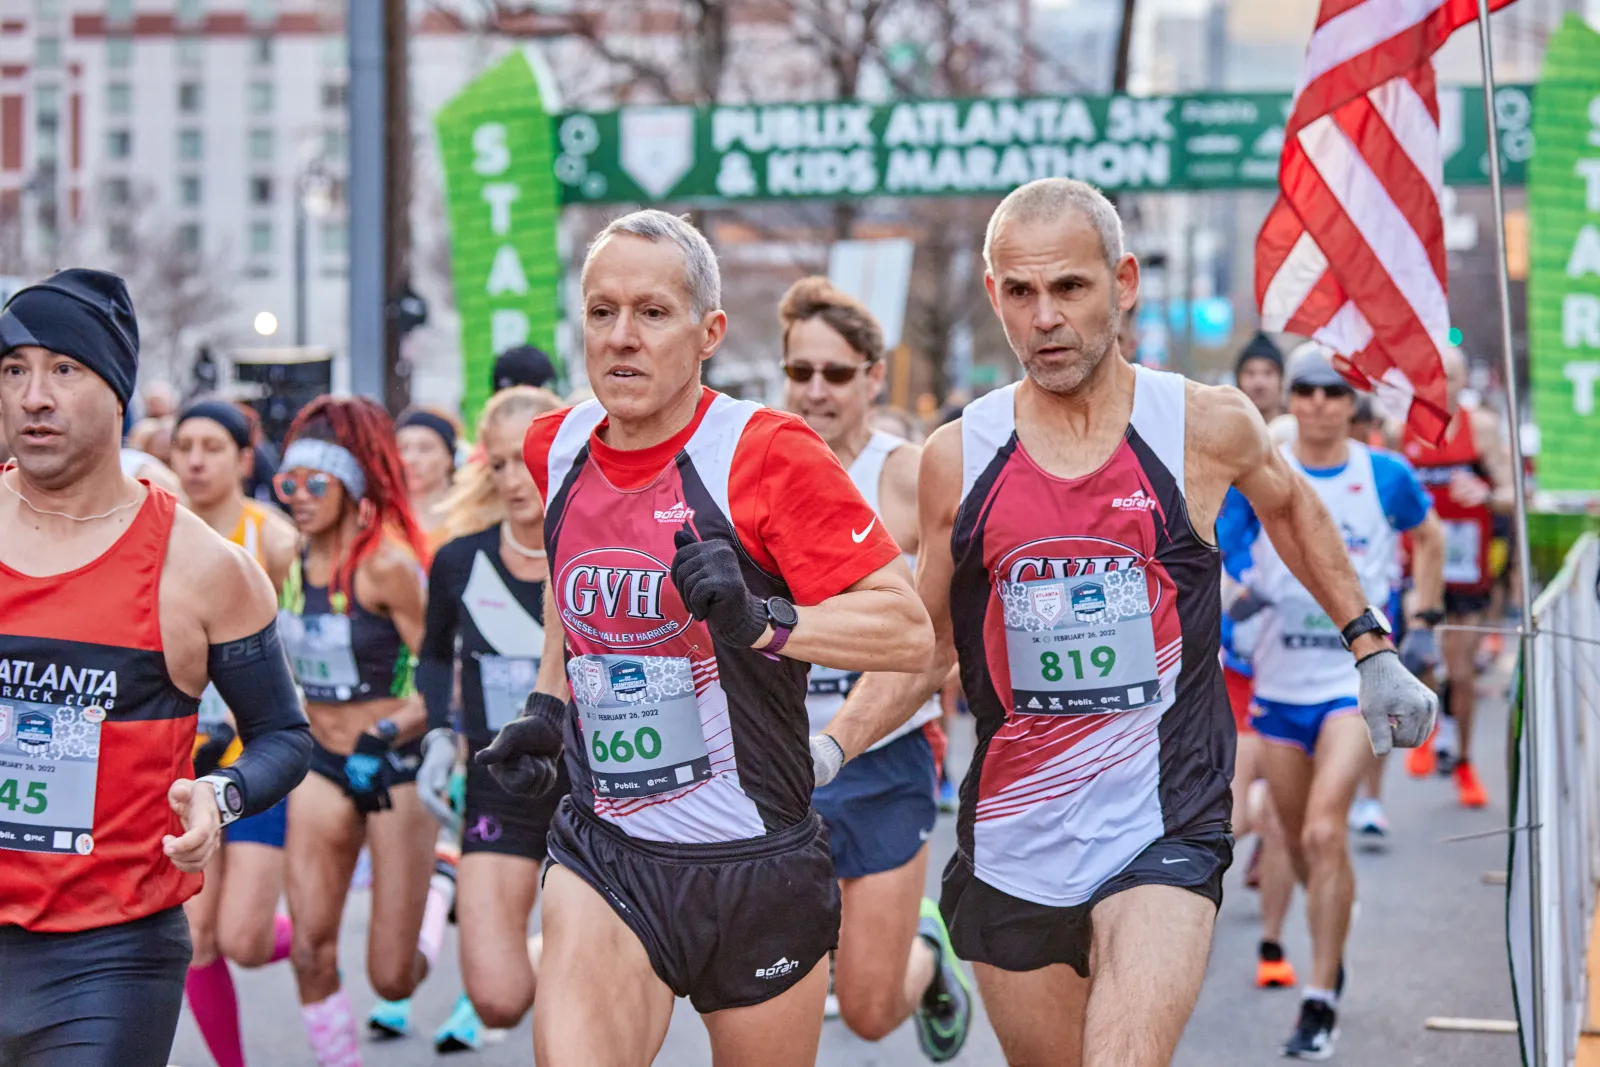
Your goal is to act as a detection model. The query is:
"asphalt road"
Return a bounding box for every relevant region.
[170,677,1518,1066]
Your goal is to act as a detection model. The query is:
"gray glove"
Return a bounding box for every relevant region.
[1397,626,1440,677]
[417,728,457,828]
[1356,649,1438,756]
[811,734,844,789]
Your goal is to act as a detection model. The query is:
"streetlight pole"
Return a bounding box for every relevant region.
[294,186,308,347]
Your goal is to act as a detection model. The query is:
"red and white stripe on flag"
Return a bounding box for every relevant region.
[1255,0,1515,444]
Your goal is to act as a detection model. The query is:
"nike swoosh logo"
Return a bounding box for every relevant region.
[851,518,878,543]
[1160,857,1190,865]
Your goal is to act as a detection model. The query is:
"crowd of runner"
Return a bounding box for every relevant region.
[0,177,1518,1067]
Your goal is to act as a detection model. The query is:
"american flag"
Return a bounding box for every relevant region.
[1255,0,1515,442]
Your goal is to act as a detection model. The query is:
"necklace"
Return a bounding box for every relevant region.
[3,474,141,523]
[501,520,546,559]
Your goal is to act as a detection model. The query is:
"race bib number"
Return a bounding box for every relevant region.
[478,654,539,732]
[0,701,102,855]
[1001,568,1161,715]
[278,611,361,699]
[1279,597,1343,650]
[568,654,712,799]
[1443,520,1483,586]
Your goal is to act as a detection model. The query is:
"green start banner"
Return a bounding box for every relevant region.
[436,49,563,431]
[549,86,1533,205]
[1529,16,1600,500]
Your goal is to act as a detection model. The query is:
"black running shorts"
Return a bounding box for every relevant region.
[940,828,1233,977]
[0,906,190,1067]
[461,743,564,860]
[546,800,840,1013]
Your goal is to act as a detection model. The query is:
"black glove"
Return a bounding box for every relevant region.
[475,691,566,797]
[343,732,394,814]
[192,722,237,780]
[671,526,767,647]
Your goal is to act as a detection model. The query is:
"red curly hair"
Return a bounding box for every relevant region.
[283,396,431,606]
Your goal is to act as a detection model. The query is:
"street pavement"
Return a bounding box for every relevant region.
[170,677,1519,1066]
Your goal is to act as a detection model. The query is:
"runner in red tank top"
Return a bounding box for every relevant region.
[1399,346,1515,807]
[475,210,933,1067]
[0,269,309,1067]
[822,180,1439,1067]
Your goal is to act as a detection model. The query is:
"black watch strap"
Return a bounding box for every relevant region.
[1340,609,1388,651]
[1414,608,1446,627]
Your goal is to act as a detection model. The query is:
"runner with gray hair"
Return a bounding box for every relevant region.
[582,209,722,319]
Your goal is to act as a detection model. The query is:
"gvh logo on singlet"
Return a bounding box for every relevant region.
[0,658,119,709]
[557,547,685,649]
[1111,488,1159,511]
[652,501,695,523]
[998,534,1164,613]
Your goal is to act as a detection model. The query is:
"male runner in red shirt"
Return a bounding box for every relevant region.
[478,210,934,1067]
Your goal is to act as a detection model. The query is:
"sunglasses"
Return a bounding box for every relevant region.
[1290,383,1355,401]
[782,362,872,385]
[273,470,336,502]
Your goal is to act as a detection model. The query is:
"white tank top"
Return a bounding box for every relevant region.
[1249,441,1399,705]
[806,431,942,748]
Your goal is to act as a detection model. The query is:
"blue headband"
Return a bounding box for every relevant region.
[281,439,367,501]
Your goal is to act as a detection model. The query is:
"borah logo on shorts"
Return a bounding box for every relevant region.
[755,956,801,979]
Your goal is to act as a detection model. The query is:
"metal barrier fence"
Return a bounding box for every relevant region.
[1511,532,1600,1066]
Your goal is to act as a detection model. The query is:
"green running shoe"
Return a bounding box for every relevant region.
[914,897,973,1062]
[433,993,485,1053]
[366,997,412,1039]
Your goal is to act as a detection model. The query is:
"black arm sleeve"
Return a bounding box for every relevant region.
[207,621,312,817]
[419,547,463,732]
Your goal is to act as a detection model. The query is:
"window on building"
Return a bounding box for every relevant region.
[177,0,205,26]
[249,176,273,205]
[249,129,274,163]
[252,36,273,65]
[320,83,346,110]
[35,0,63,19]
[105,177,131,208]
[35,86,60,139]
[319,220,347,257]
[178,224,202,255]
[36,38,60,68]
[107,82,131,116]
[321,36,346,68]
[248,0,275,25]
[178,129,203,161]
[178,83,202,114]
[180,175,202,206]
[105,0,132,23]
[178,38,205,69]
[107,37,133,67]
[108,223,133,255]
[106,129,132,160]
[250,221,273,256]
[248,81,273,114]
[320,128,347,161]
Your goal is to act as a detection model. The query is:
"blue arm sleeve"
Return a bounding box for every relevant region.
[1215,487,1262,583]
[1371,450,1433,532]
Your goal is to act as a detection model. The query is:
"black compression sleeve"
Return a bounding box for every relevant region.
[207,622,312,817]
[417,657,454,732]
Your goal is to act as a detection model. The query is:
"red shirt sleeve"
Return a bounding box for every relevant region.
[728,409,902,606]
[522,407,570,503]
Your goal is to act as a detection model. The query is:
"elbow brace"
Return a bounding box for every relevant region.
[207,622,312,816]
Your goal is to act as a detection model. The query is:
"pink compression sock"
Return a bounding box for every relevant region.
[270,912,293,964]
[185,957,246,1067]
[301,989,362,1067]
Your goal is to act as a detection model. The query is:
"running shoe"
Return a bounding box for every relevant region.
[1405,722,1437,777]
[1282,998,1338,1059]
[937,778,959,814]
[367,998,412,1039]
[1454,760,1489,808]
[914,897,973,1063]
[433,993,484,1054]
[1348,797,1389,839]
[1256,940,1296,989]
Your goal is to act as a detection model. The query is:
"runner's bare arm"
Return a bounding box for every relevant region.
[1474,408,1517,515]
[1200,386,1391,660]
[824,422,961,761]
[534,580,571,702]
[878,442,923,556]
[364,542,430,741]
[1406,510,1445,619]
[771,555,932,673]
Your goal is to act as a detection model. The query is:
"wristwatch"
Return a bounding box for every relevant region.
[373,718,400,746]
[1339,605,1394,651]
[197,774,244,826]
[1413,608,1446,628]
[761,596,799,655]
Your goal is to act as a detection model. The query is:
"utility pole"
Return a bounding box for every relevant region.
[347,0,384,403]
[383,0,411,413]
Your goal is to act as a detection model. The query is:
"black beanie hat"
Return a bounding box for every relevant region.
[492,345,556,393]
[1234,331,1284,378]
[0,269,140,407]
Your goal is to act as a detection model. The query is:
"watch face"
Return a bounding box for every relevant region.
[766,597,799,629]
[1368,605,1393,634]
[224,782,243,814]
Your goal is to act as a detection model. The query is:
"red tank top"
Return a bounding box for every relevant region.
[1402,409,1493,594]
[0,486,201,932]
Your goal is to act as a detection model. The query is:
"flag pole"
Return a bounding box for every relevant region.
[1470,5,1546,1064]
